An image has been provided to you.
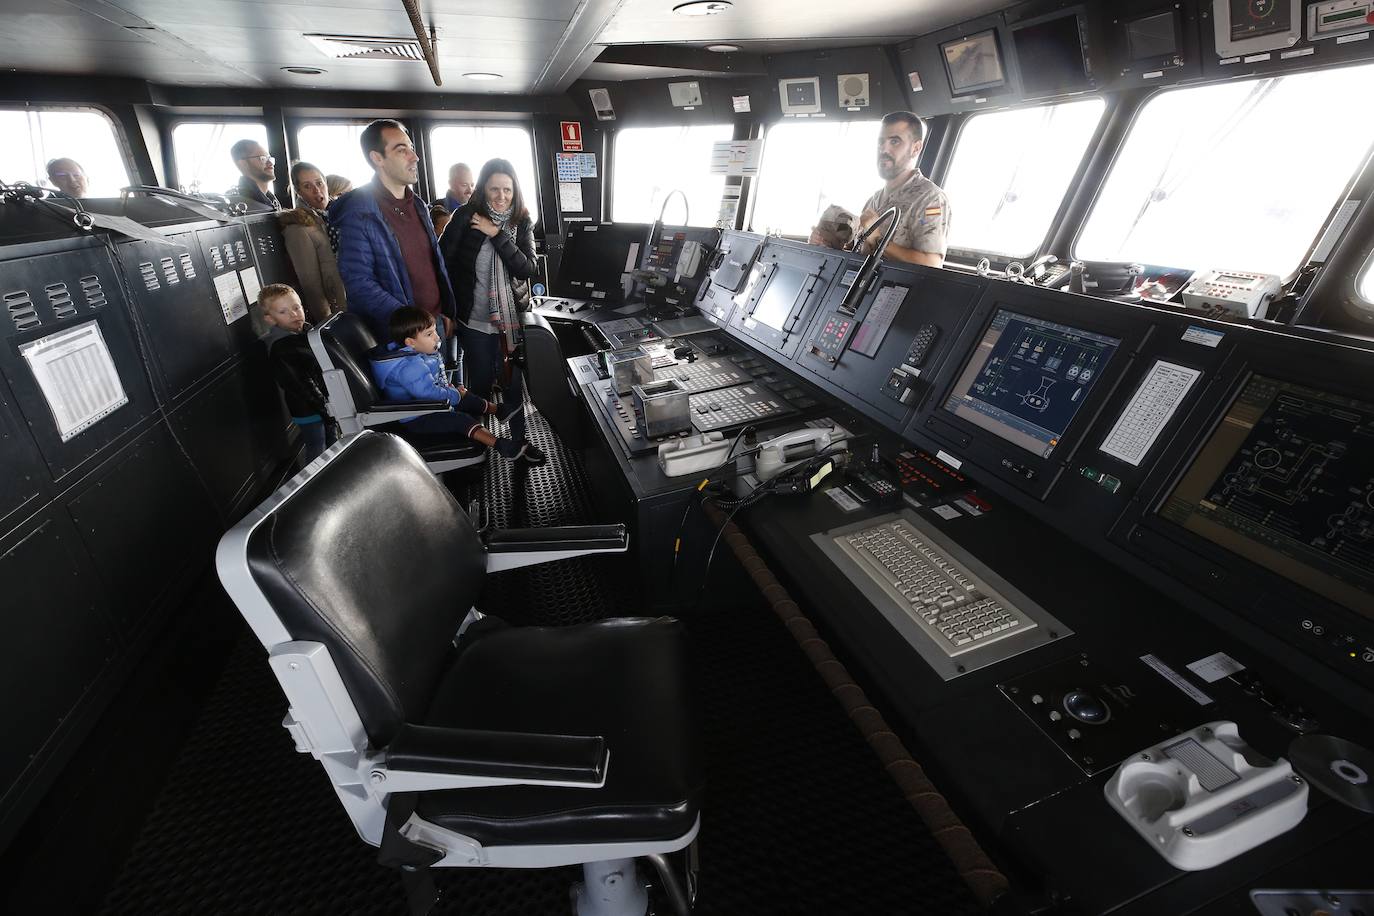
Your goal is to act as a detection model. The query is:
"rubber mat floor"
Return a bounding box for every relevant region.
[98,411,983,916]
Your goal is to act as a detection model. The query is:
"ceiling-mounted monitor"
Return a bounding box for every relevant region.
[1011,8,1093,98]
[939,29,1008,97]
[1213,0,1301,57]
[779,77,822,114]
[1124,8,1184,69]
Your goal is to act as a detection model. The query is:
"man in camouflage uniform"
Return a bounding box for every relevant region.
[812,111,951,267]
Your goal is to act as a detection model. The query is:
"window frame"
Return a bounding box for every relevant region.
[608,123,734,228]
[1068,75,1374,282]
[940,95,1107,263]
[426,119,541,225]
[166,115,271,196]
[2,104,135,193]
[1358,247,1374,307]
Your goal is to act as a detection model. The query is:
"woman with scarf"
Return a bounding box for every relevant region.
[440,158,546,465]
[279,161,346,323]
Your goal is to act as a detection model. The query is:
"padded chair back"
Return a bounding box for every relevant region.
[522,311,585,450]
[240,432,487,746]
[320,312,385,412]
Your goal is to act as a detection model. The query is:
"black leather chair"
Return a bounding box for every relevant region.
[216,431,700,916]
[308,312,485,474]
[521,311,588,450]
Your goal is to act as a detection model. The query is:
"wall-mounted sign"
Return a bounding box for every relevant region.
[560,121,583,152]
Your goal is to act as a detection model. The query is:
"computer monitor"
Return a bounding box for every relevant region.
[942,309,1122,460]
[940,29,1008,96]
[1011,9,1092,98]
[553,222,650,304]
[1125,9,1181,63]
[1158,374,1374,617]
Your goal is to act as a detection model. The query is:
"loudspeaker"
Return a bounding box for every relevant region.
[588,87,615,121]
[838,72,870,108]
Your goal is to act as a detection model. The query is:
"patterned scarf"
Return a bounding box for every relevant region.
[484,206,519,350]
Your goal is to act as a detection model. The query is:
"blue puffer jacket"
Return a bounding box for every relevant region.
[370,343,464,410]
[329,181,456,339]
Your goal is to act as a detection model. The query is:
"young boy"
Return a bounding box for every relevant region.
[370,306,544,464]
[259,284,335,462]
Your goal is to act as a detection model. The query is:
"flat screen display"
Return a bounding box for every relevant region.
[1125,10,1179,61]
[940,30,1008,95]
[943,309,1121,459]
[1229,0,1293,41]
[1159,375,1374,616]
[1012,12,1092,97]
[554,223,649,303]
[749,264,807,332]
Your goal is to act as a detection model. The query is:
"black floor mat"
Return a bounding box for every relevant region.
[98,412,982,916]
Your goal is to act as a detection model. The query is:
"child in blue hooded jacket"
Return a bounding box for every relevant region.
[371,306,544,464]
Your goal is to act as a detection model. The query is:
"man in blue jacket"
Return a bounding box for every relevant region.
[332,119,458,346]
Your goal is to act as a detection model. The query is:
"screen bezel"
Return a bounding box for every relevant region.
[1124,8,1182,65]
[918,285,1147,500]
[939,29,1009,96]
[1010,8,1094,99]
[553,222,651,304]
[1212,0,1301,58]
[728,240,842,360]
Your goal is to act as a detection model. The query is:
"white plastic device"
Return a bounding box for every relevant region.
[755,424,846,481]
[658,432,730,478]
[1104,720,1308,871]
[1181,269,1282,318]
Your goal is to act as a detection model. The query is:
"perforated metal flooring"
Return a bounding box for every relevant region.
[97,409,982,915]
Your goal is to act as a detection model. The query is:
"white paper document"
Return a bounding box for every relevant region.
[1100,361,1201,466]
[709,140,762,176]
[19,321,129,442]
[214,271,248,324]
[558,181,584,212]
[238,266,261,305]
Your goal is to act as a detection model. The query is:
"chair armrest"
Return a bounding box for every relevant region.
[359,400,452,426]
[482,524,630,572]
[376,724,607,793]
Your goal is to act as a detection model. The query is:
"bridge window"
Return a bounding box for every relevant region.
[1076,65,1374,277]
[612,124,733,226]
[295,122,380,192]
[172,121,267,197]
[1360,254,1374,305]
[750,120,881,236]
[942,99,1105,258]
[428,124,539,223]
[0,108,130,197]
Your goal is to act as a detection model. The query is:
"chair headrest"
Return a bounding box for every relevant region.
[321,314,383,409]
[244,432,487,746]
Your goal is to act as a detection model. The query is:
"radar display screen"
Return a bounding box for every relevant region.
[940,30,1008,95]
[1160,375,1374,616]
[943,309,1121,458]
[1229,0,1292,41]
[1012,12,1091,97]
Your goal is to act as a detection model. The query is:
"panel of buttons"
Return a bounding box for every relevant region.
[808,312,856,364]
[655,357,753,393]
[689,382,798,432]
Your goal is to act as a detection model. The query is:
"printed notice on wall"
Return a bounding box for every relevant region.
[709,140,762,176]
[19,321,128,442]
[238,266,262,304]
[214,271,248,324]
[558,181,584,213]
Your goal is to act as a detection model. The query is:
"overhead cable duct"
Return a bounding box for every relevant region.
[399,0,442,86]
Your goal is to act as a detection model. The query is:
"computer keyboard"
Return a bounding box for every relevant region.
[834,518,1035,657]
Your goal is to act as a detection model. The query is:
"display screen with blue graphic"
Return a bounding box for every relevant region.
[943,309,1121,458]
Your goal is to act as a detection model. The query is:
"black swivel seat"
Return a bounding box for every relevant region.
[521,310,588,450]
[308,312,486,474]
[216,431,701,916]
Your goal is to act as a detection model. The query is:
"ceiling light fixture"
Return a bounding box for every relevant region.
[705,43,740,52]
[463,71,502,80]
[673,1,733,16]
[282,66,327,75]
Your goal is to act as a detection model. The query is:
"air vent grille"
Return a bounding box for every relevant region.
[6,290,40,331]
[80,275,107,309]
[304,33,425,61]
[161,256,180,285]
[235,240,248,262]
[139,261,161,291]
[209,247,224,271]
[47,282,77,319]
[179,253,197,279]
[223,243,236,267]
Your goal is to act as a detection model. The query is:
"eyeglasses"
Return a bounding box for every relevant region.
[238,155,276,165]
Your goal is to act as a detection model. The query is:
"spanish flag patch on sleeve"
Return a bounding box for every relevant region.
[924,206,943,219]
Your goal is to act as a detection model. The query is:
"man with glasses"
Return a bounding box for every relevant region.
[45,158,88,198]
[228,138,280,210]
[332,119,457,343]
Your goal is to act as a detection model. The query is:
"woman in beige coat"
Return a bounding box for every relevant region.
[279,161,346,323]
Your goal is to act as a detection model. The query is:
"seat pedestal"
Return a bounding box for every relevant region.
[573,859,649,916]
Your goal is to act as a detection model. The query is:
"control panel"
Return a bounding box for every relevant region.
[1181,269,1282,319]
[688,382,798,432]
